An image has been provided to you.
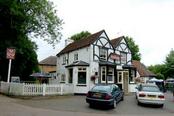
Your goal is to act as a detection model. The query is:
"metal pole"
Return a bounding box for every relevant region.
[7,59,12,83]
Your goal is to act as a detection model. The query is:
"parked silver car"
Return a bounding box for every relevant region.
[135,84,165,107]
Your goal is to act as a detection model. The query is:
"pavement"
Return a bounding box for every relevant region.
[164,91,174,113]
[0,92,174,116]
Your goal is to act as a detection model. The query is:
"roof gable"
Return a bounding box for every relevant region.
[57,30,104,56]
[132,60,156,77]
[39,56,57,66]
[110,36,124,48]
[111,36,131,53]
[93,30,113,49]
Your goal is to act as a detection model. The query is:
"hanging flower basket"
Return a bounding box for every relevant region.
[91,75,97,81]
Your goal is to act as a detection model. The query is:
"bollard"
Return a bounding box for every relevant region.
[43,83,46,96]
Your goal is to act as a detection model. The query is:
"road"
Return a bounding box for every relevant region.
[0,92,174,116]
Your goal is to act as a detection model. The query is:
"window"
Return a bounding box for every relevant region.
[60,74,66,83]
[107,67,114,83]
[101,67,106,83]
[68,69,73,83]
[100,48,107,60]
[130,70,135,83]
[78,67,86,84]
[115,55,121,64]
[74,53,78,61]
[142,86,160,92]
[120,52,127,64]
[118,72,122,83]
[63,56,66,64]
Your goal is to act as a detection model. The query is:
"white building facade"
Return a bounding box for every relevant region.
[57,30,137,94]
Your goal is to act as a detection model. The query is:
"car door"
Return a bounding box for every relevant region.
[116,86,123,101]
[112,85,121,101]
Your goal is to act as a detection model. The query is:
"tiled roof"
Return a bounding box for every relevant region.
[57,30,104,56]
[132,60,156,77]
[110,36,124,48]
[39,56,57,66]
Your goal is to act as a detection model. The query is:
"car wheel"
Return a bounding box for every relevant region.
[121,96,124,101]
[137,100,141,105]
[159,104,164,108]
[89,103,93,108]
[111,99,117,108]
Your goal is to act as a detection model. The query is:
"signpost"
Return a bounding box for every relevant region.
[6,48,16,83]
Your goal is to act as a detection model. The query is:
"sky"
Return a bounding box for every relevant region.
[36,0,174,66]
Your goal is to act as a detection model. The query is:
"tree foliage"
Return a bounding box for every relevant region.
[148,49,174,79]
[164,49,174,78]
[70,31,91,41]
[125,36,141,61]
[148,64,166,79]
[0,0,62,81]
[0,0,63,46]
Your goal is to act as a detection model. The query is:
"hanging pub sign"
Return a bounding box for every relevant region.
[110,53,121,64]
[110,53,120,60]
[6,48,16,59]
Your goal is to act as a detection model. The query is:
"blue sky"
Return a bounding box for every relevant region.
[36,0,174,66]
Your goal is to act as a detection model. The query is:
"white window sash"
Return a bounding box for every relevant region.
[101,66,106,83]
[117,71,123,83]
[108,68,114,83]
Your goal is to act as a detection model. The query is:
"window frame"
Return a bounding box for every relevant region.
[101,66,106,83]
[68,68,73,83]
[62,56,66,65]
[129,70,135,83]
[107,67,114,83]
[117,71,123,83]
[99,47,107,61]
[60,74,66,83]
[74,53,78,61]
[120,52,127,64]
[77,67,87,85]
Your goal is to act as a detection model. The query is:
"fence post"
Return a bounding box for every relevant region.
[22,83,25,95]
[60,84,63,95]
[43,84,46,96]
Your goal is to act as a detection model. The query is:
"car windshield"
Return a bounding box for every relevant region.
[142,86,160,92]
[92,85,111,92]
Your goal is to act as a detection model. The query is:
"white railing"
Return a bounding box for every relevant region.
[0,81,74,96]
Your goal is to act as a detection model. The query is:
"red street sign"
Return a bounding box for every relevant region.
[6,48,16,59]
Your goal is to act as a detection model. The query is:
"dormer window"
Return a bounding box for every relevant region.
[100,48,107,60]
[74,53,78,61]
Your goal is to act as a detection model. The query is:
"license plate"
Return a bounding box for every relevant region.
[148,95,156,98]
[93,93,102,98]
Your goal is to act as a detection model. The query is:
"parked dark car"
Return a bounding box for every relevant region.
[86,84,124,108]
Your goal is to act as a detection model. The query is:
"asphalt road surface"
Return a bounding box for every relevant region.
[0,92,174,116]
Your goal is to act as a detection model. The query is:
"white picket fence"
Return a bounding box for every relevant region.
[0,81,74,96]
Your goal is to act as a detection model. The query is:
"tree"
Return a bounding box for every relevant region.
[148,49,174,79]
[0,0,62,81]
[0,0,63,46]
[148,64,166,79]
[70,31,91,41]
[165,49,174,78]
[125,36,141,61]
